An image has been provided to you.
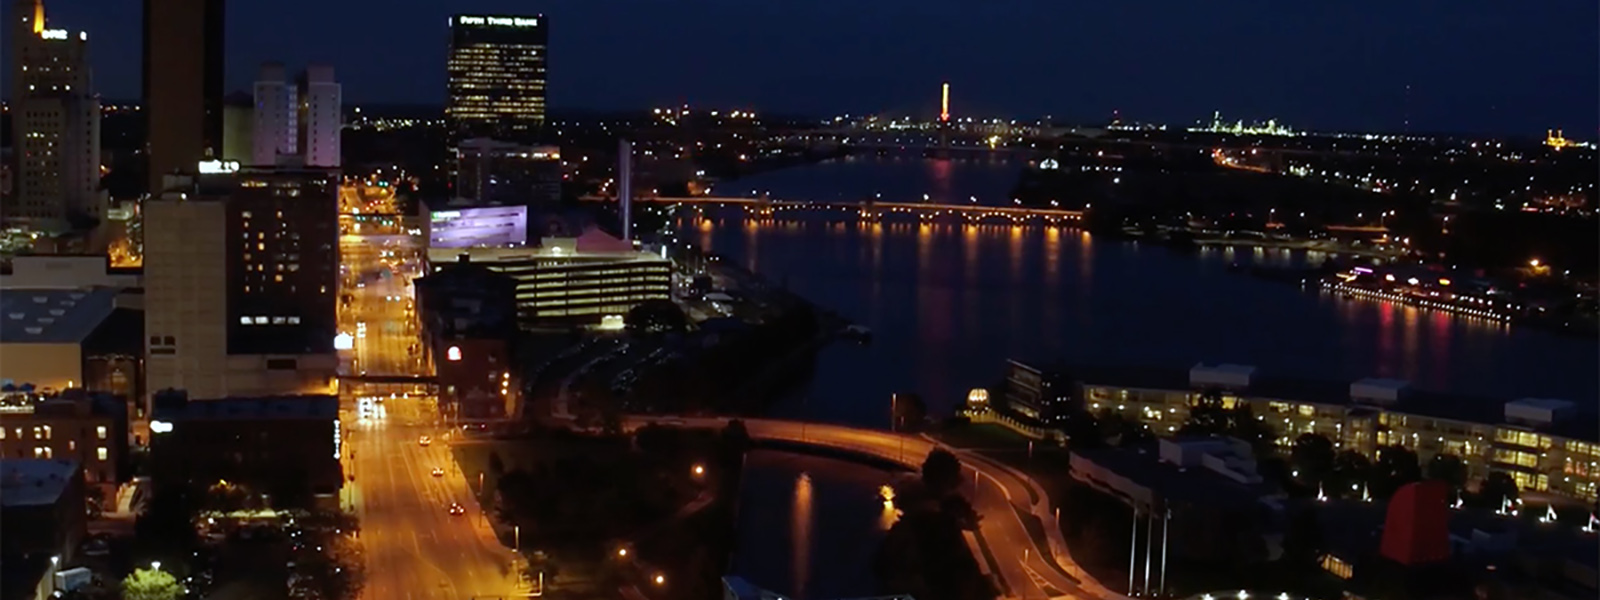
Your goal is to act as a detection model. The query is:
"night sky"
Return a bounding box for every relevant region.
[11,0,1598,135]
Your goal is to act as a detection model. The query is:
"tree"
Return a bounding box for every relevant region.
[1097,411,1152,447]
[1479,472,1520,508]
[122,568,184,600]
[1060,411,1104,449]
[1179,391,1277,456]
[1372,445,1422,498]
[1425,454,1467,490]
[1289,433,1336,486]
[1331,450,1372,499]
[920,448,963,496]
[625,300,688,336]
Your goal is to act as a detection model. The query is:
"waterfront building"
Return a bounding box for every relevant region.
[9,0,101,225]
[446,14,548,142]
[997,360,1600,502]
[425,229,670,325]
[142,0,226,193]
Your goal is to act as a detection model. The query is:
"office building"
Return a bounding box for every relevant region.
[426,228,669,324]
[0,389,129,490]
[994,361,1600,502]
[9,0,101,224]
[143,170,338,406]
[414,256,520,420]
[251,63,297,167]
[455,138,560,207]
[147,392,342,509]
[447,14,548,141]
[142,0,225,193]
[300,65,341,168]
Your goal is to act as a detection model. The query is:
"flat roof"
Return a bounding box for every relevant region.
[1054,363,1599,442]
[0,286,119,344]
[0,459,79,508]
[1073,443,1278,508]
[152,395,339,422]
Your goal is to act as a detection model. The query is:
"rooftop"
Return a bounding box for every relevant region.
[0,286,119,344]
[151,394,339,422]
[1072,439,1280,508]
[0,459,79,508]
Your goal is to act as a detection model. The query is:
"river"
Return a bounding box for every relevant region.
[684,153,1600,425]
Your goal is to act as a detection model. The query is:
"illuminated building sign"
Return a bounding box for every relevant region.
[428,206,528,248]
[150,421,174,434]
[40,29,68,40]
[198,160,240,174]
[456,15,539,27]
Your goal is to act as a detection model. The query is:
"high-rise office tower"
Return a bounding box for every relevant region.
[9,0,101,224]
[144,169,339,403]
[299,65,341,168]
[220,91,254,164]
[251,63,297,167]
[446,14,548,142]
[143,0,225,193]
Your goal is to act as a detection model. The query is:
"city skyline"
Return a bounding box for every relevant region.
[0,0,1593,136]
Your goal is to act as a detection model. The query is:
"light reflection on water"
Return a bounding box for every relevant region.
[791,472,812,600]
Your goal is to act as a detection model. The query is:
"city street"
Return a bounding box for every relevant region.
[336,182,527,599]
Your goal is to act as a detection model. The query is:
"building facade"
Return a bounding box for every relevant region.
[147,393,342,508]
[143,171,339,408]
[0,390,128,490]
[251,62,297,167]
[300,65,341,168]
[447,14,548,142]
[426,230,670,325]
[415,257,520,421]
[998,362,1600,502]
[0,459,86,562]
[142,0,225,193]
[9,0,100,224]
[455,138,560,207]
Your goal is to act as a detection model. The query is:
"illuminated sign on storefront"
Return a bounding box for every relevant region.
[456,15,539,27]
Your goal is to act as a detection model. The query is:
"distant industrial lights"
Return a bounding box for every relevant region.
[447,346,462,362]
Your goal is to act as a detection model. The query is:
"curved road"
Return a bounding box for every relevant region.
[624,417,1127,600]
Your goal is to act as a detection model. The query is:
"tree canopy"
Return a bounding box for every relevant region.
[625,300,689,336]
[122,568,184,600]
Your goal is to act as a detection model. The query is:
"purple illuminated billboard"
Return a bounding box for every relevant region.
[428,206,529,248]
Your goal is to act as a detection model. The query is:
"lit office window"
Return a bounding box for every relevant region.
[97,447,108,461]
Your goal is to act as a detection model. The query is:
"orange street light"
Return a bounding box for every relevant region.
[692,464,705,476]
[654,574,666,586]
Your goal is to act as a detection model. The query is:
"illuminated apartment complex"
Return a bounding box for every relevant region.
[446,14,548,141]
[426,229,670,324]
[9,0,101,224]
[1000,361,1599,502]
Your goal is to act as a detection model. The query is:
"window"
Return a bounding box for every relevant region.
[42,425,50,440]
[240,316,253,325]
[33,447,51,459]
[97,447,108,461]
[96,425,106,440]
[68,440,76,451]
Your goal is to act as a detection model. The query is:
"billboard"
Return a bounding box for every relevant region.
[428,206,529,248]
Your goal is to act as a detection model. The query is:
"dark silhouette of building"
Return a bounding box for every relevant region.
[415,257,519,421]
[142,0,226,193]
[147,391,342,508]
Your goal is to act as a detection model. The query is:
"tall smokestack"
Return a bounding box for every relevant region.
[618,139,633,243]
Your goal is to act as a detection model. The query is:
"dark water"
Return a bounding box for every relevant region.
[685,154,1600,427]
[731,450,899,599]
